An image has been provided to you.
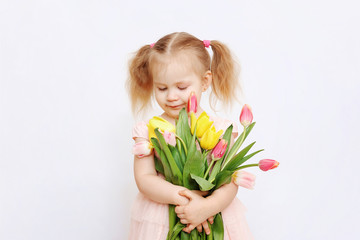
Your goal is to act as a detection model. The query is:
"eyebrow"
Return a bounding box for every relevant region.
[154,80,191,85]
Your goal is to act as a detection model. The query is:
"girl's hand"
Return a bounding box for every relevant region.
[191,190,209,197]
[191,216,214,235]
[174,188,191,206]
[175,189,207,206]
[175,189,212,231]
[176,189,213,234]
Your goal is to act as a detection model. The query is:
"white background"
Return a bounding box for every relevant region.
[1,0,359,239]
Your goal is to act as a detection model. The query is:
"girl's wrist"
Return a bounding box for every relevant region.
[203,197,218,217]
[172,186,188,205]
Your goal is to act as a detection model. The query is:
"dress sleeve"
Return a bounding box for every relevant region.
[132,121,149,141]
[132,121,153,158]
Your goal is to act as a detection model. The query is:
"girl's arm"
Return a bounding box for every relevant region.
[134,137,189,206]
[175,131,240,232]
[175,181,238,232]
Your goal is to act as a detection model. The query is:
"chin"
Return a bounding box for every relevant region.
[167,109,181,119]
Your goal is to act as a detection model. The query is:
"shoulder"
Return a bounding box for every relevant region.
[132,120,149,140]
[210,115,239,135]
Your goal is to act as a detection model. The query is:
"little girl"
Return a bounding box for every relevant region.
[127,32,255,239]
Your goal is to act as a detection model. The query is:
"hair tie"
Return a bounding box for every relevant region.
[150,43,155,48]
[203,40,211,48]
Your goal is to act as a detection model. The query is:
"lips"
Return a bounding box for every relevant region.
[167,104,185,110]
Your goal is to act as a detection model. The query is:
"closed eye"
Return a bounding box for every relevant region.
[158,87,167,91]
[178,86,188,90]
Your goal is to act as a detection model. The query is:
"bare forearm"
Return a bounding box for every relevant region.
[205,182,238,216]
[133,151,188,206]
[135,173,187,205]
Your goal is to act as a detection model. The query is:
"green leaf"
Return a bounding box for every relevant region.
[212,213,224,240]
[200,230,206,240]
[180,231,190,239]
[207,222,213,240]
[151,138,172,181]
[190,174,215,191]
[214,170,233,189]
[190,229,198,240]
[243,149,264,162]
[208,160,221,183]
[222,124,233,148]
[176,138,187,166]
[223,141,256,172]
[223,122,256,168]
[168,221,185,240]
[169,145,183,172]
[176,108,192,149]
[154,155,164,175]
[168,204,177,233]
[155,128,183,185]
[182,142,205,189]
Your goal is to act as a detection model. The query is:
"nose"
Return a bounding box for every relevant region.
[166,89,178,101]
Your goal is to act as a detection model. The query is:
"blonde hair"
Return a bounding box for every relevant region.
[126,32,240,114]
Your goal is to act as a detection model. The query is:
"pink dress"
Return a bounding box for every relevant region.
[129,116,254,240]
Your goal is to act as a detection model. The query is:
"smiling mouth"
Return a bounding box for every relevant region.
[168,104,184,110]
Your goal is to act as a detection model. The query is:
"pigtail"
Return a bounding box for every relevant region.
[126,45,153,115]
[210,40,240,108]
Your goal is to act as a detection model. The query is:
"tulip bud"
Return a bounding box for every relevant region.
[187,91,197,113]
[163,130,176,146]
[239,104,253,127]
[211,139,228,160]
[258,159,279,171]
[232,171,256,189]
[192,112,213,137]
[200,126,223,150]
[132,141,153,158]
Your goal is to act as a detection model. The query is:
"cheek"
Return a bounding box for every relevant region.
[182,89,194,100]
[154,91,164,102]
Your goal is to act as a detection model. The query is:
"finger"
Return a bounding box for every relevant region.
[179,189,194,200]
[202,221,210,235]
[196,224,202,233]
[182,225,191,233]
[175,205,185,214]
[208,216,214,224]
[176,214,185,219]
[184,224,195,232]
[192,190,209,197]
[183,224,191,233]
[180,218,189,224]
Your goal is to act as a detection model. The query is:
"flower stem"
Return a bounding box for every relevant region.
[175,135,187,155]
[236,163,259,170]
[204,157,216,179]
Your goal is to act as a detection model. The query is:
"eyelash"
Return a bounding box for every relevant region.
[158,86,188,91]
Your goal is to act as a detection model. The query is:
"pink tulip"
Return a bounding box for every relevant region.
[163,130,176,146]
[211,139,228,160]
[258,159,279,171]
[232,171,256,189]
[132,141,153,158]
[187,91,197,113]
[239,104,253,127]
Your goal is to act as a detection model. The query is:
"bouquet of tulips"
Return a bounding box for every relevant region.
[143,92,279,239]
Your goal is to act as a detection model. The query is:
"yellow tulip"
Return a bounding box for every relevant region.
[200,126,223,150]
[190,112,197,135]
[147,116,176,140]
[191,111,213,138]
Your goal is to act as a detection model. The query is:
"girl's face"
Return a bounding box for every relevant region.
[152,54,211,121]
